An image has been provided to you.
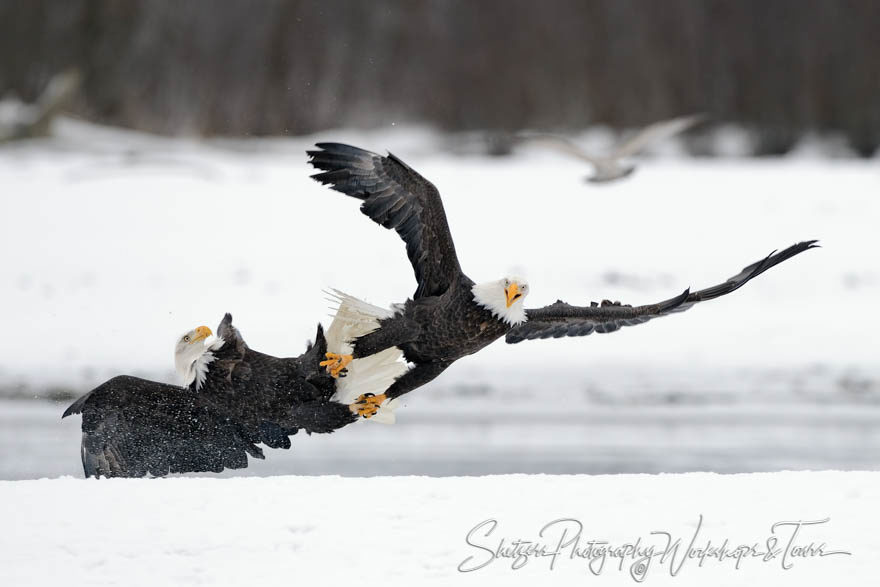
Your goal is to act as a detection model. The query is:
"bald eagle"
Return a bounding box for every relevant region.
[308,142,817,417]
[63,298,405,477]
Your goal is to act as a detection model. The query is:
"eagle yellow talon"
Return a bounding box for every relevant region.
[351,393,387,418]
[320,352,353,378]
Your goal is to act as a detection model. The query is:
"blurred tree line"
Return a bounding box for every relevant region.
[1,0,878,155]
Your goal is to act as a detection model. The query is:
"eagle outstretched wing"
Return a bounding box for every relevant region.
[62,375,263,478]
[308,143,463,298]
[507,240,818,343]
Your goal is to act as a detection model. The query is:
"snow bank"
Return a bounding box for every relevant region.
[0,472,875,586]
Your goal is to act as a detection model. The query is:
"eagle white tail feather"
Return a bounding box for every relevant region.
[324,289,406,423]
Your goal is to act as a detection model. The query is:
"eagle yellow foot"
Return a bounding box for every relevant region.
[320,353,353,378]
[351,393,387,418]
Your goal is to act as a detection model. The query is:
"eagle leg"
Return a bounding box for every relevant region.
[351,393,387,418]
[320,352,353,378]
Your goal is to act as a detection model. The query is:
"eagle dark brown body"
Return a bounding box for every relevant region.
[350,279,511,397]
[63,314,356,478]
[308,142,817,409]
[199,314,356,445]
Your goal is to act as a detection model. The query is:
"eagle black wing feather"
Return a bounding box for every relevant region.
[62,375,263,478]
[507,240,818,343]
[308,143,463,298]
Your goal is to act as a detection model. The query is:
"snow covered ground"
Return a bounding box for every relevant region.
[1,120,878,585]
[1,472,876,585]
[1,119,878,480]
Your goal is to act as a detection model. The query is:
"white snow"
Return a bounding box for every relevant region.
[0,472,876,585]
[1,121,878,585]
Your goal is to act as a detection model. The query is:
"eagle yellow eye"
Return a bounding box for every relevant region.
[184,336,190,342]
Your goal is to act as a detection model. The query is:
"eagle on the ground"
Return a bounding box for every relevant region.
[308,142,817,417]
[63,296,406,477]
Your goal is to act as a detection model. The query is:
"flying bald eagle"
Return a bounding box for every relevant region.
[63,298,405,477]
[308,142,817,417]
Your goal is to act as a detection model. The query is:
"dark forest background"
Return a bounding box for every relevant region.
[1,0,879,155]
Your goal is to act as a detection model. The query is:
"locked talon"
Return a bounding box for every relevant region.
[321,352,353,378]
[350,392,386,418]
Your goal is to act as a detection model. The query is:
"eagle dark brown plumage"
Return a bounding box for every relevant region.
[308,142,818,407]
[62,314,356,478]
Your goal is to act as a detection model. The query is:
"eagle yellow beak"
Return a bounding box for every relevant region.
[191,325,212,343]
[505,283,522,308]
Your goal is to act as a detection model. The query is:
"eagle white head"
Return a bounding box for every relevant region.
[471,276,529,326]
[174,325,224,390]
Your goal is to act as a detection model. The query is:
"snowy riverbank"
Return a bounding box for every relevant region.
[5,364,880,480]
[1,472,876,586]
[1,120,877,482]
[1,122,877,585]
[1,119,877,395]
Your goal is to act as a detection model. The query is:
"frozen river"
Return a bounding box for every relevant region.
[5,369,880,480]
